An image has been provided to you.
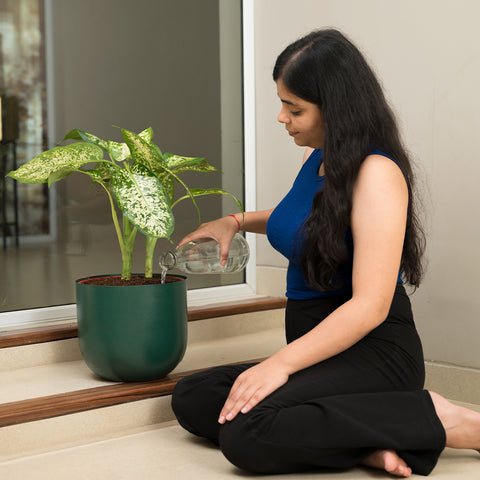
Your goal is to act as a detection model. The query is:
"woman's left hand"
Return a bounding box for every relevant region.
[218,359,289,424]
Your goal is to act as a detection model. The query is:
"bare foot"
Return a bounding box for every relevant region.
[429,391,480,451]
[362,449,412,477]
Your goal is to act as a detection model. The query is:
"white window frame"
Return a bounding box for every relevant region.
[0,0,256,328]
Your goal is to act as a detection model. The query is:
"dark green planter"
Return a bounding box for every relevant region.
[75,274,187,382]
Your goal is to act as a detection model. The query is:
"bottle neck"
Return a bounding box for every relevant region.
[160,251,176,270]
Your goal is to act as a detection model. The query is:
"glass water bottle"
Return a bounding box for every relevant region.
[159,233,249,274]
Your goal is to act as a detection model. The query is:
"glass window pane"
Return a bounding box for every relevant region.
[0,0,244,314]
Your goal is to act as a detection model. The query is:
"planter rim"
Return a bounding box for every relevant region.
[76,273,186,285]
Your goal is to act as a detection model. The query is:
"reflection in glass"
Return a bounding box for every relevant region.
[0,0,48,239]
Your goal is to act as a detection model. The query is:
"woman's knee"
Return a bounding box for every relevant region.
[171,376,200,433]
[219,413,282,474]
[172,370,233,442]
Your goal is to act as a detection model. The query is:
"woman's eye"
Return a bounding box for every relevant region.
[290,110,301,116]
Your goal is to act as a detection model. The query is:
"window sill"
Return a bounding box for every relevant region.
[0,296,286,349]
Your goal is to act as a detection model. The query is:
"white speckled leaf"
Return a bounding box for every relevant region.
[157,172,175,204]
[6,143,103,185]
[106,128,154,162]
[104,141,130,162]
[61,129,108,150]
[138,127,154,142]
[61,128,154,163]
[111,169,174,238]
[164,153,217,173]
[61,129,127,161]
[121,128,164,174]
[83,162,121,185]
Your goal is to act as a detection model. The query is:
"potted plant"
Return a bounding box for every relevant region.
[7,126,242,382]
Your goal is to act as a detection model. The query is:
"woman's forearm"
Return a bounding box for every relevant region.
[229,209,273,235]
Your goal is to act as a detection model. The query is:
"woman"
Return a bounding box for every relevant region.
[172,29,480,477]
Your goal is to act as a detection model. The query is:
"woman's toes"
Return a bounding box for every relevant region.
[362,449,412,477]
[383,450,412,477]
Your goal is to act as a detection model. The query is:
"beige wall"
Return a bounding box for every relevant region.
[253,0,480,369]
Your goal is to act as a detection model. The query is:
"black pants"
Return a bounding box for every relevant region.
[172,285,446,475]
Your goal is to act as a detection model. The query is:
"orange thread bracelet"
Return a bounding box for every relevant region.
[228,214,241,231]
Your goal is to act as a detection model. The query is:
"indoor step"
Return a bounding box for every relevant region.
[0,297,286,459]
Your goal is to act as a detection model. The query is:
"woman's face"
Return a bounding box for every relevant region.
[276,79,325,148]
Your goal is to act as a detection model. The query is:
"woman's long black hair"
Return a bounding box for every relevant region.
[273,29,425,290]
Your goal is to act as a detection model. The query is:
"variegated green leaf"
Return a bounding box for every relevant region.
[107,128,158,162]
[61,129,126,162]
[120,130,209,216]
[164,153,218,173]
[130,161,176,208]
[130,160,153,176]
[158,172,175,204]
[105,141,130,162]
[111,168,174,239]
[138,127,154,143]
[106,128,155,162]
[121,128,165,172]
[7,143,103,185]
[61,129,109,150]
[61,128,155,163]
[81,168,106,184]
[47,166,82,186]
[60,129,84,142]
[82,162,122,185]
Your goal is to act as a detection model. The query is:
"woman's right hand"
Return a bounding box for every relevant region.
[176,215,240,266]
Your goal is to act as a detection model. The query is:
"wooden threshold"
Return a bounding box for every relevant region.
[0,297,286,349]
[0,360,263,428]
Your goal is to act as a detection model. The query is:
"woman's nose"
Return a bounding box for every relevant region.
[277,109,289,124]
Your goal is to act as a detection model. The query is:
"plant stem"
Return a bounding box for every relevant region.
[92,180,138,280]
[122,216,137,280]
[101,185,130,279]
[145,236,158,278]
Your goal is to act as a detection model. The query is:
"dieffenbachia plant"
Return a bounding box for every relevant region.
[7,127,243,279]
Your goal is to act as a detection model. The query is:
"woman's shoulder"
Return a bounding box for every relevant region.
[357,153,408,196]
[368,148,396,161]
[363,152,395,166]
[361,150,404,178]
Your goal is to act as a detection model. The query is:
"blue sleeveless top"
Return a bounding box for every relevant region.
[266,148,402,300]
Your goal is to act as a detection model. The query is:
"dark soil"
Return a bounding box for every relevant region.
[78,275,183,286]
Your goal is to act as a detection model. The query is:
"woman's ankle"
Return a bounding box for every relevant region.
[429,391,480,450]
